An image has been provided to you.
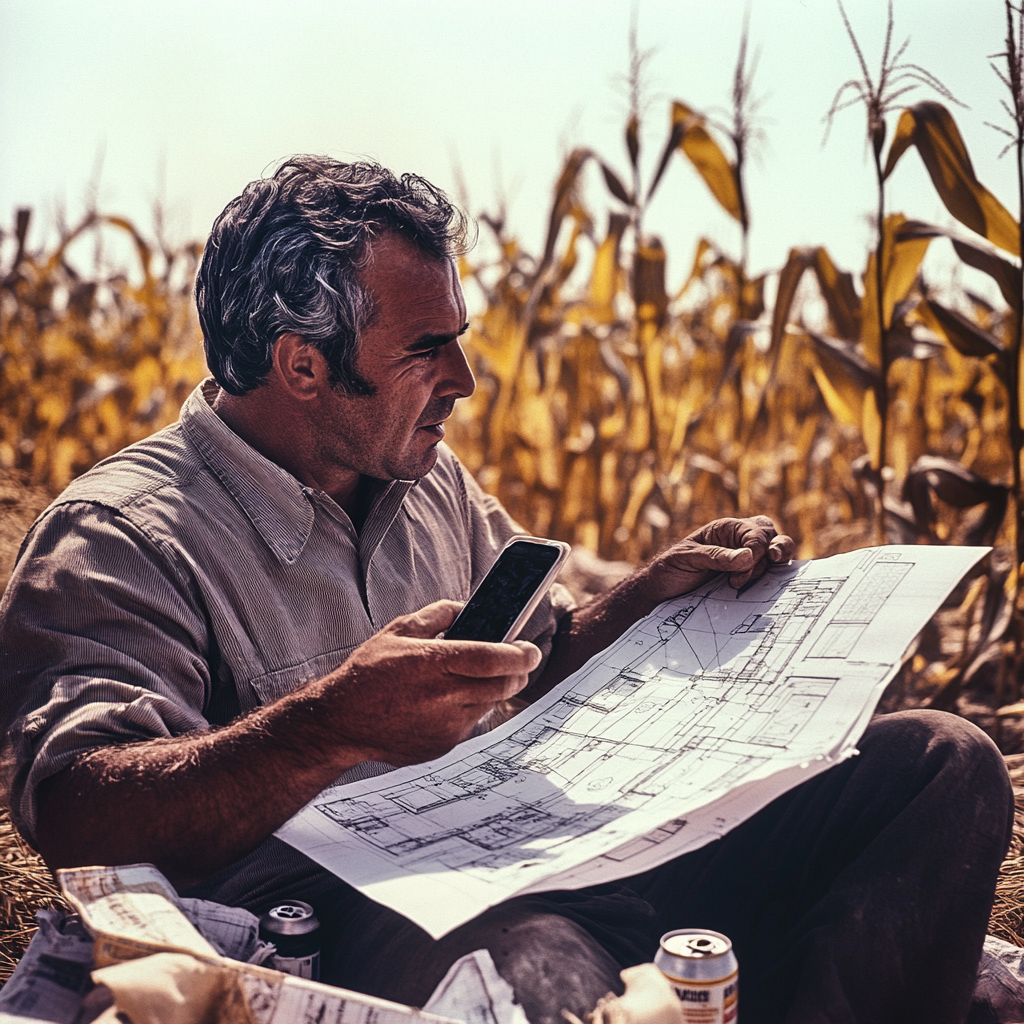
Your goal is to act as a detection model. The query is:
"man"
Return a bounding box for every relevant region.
[0,157,1013,1024]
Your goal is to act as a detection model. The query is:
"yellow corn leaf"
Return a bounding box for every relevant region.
[50,437,80,490]
[561,455,594,527]
[537,446,561,493]
[36,393,70,430]
[923,297,1006,363]
[627,397,650,452]
[862,388,883,471]
[599,451,620,515]
[553,220,583,288]
[896,220,1022,316]
[589,214,629,322]
[515,384,561,493]
[740,274,765,320]
[809,362,857,426]
[514,446,536,489]
[575,520,600,553]
[619,467,656,533]
[883,102,1019,256]
[671,102,743,224]
[132,355,164,397]
[667,392,701,471]
[104,215,155,281]
[810,341,870,429]
[861,214,931,367]
[884,241,931,332]
[771,248,818,353]
[541,148,594,269]
[97,394,123,439]
[644,333,663,419]
[679,238,714,297]
[890,363,925,480]
[811,249,861,341]
[472,307,526,385]
[599,404,627,440]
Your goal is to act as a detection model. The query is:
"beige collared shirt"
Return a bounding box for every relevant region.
[0,381,572,847]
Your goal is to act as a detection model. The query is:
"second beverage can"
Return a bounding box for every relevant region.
[653,928,738,1023]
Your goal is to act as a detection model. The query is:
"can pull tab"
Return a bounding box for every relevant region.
[270,904,309,921]
[686,937,716,956]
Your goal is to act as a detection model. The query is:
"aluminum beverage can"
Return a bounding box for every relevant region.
[654,929,738,1023]
[258,900,321,980]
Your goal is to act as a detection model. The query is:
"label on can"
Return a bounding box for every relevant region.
[269,950,321,981]
[661,973,737,1024]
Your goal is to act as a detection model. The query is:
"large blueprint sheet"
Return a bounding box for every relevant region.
[278,545,986,938]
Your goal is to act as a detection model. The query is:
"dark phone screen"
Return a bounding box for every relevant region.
[444,541,561,642]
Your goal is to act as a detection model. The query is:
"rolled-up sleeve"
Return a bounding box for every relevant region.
[0,503,212,847]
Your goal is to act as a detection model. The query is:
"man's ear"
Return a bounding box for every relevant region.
[271,333,329,401]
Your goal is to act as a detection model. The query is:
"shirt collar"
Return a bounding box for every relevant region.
[180,380,316,564]
[181,379,420,564]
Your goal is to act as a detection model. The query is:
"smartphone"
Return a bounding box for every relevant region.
[444,535,571,643]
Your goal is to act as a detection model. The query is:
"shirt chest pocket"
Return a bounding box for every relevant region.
[245,644,359,708]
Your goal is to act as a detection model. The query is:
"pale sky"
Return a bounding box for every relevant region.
[0,0,1014,295]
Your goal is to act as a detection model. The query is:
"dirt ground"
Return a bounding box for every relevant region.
[0,472,51,596]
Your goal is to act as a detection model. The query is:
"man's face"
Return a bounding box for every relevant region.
[310,232,475,483]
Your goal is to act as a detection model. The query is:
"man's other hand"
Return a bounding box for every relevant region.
[641,516,794,604]
[323,600,541,767]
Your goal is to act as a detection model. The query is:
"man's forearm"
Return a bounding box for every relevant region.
[32,603,540,886]
[34,674,374,886]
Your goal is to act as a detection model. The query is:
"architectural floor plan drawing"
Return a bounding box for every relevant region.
[278,545,987,938]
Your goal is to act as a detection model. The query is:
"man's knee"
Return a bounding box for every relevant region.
[862,709,1013,839]
[866,708,1006,775]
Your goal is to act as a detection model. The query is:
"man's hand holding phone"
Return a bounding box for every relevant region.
[321,537,568,766]
[324,599,541,766]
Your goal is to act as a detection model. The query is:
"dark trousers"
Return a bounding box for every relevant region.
[186,710,1014,1024]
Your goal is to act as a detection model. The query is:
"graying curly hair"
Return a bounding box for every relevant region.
[196,156,470,395]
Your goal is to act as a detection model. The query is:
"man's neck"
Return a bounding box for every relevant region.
[345,475,377,533]
[209,385,363,518]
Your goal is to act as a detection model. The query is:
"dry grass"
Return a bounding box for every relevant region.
[989,754,1024,948]
[0,808,67,986]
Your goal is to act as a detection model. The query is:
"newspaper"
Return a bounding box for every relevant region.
[0,864,466,1024]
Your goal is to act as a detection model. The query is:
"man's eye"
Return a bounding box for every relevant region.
[414,344,444,360]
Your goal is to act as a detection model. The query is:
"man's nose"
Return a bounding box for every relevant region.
[438,339,476,399]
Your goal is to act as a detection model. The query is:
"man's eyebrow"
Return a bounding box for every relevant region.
[407,321,470,352]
